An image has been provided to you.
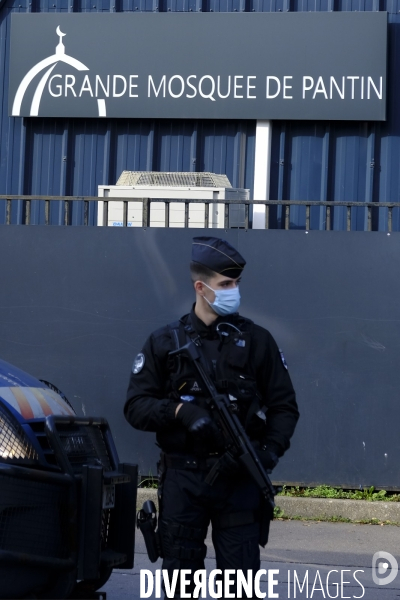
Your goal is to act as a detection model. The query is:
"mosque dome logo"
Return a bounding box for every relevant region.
[12,27,106,118]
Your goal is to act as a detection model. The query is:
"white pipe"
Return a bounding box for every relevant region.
[252,120,272,229]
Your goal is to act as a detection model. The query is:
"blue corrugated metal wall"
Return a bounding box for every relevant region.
[0,0,398,228]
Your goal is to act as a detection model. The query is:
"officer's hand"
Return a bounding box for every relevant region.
[217,451,243,478]
[175,403,219,442]
[256,447,279,472]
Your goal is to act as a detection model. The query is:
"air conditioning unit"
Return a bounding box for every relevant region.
[97,171,250,228]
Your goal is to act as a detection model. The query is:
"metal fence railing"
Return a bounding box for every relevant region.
[1,195,400,231]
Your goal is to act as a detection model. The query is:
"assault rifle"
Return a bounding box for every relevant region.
[169,340,276,517]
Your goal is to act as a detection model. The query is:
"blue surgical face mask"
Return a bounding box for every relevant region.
[202,282,241,316]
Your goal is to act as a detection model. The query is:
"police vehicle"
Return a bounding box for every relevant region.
[0,358,137,599]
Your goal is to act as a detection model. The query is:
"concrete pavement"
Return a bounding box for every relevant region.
[100,520,400,599]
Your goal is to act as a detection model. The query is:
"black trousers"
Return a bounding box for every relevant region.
[159,466,262,599]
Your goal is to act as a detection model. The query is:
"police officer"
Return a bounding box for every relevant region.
[125,236,299,599]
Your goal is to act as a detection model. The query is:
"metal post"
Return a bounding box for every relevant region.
[6,199,11,225]
[367,206,372,232]
[347,206,351,231]
[165,202,170,228]
[123,201,128,227]
[25,199,31,225]
[184,202,189,228]
[84,201,89,226]
[64,201,69,226]
[305,205,310,230]
[326,205,331,231]
[204,203,209,228]
[224,203,229,229]
[265,203,269,229]
[388,207,392,233]
[142,199,150,228]
[103,201,109,227]
[284,205,290,230]
[244,203,249,230]
[253,120,272,229]
[45,200,50,225]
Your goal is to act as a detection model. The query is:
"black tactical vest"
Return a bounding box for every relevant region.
[167,316,263,432]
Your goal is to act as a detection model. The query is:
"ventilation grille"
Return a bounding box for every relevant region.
[116,171,232,188]
[0,473,70,559]
[57,424,112,474]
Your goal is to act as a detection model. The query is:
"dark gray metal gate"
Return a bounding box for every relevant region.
[0,227,399,489]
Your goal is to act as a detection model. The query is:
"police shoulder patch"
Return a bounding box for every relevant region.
[279,349,288,370]
[132,353,145,374]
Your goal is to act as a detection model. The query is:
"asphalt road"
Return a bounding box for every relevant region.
[100,520,400,599]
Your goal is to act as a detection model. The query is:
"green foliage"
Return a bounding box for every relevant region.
[273,506,285,518]
[138,471,158,488]
[277,484,400,502]
[139,479,158,488]
[274,512,400,526]
[136,476,400,501]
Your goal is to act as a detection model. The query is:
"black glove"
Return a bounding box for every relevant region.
[216,446,279,480]
[257,446,279,472]
[216,451,243,478]
[176,403,220,443]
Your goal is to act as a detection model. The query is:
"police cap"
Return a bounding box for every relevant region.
[192,236,246,279]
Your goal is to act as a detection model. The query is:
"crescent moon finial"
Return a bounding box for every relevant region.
[56,26,66,39]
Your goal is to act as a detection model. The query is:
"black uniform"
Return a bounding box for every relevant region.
[126,308,298,457]
[125,236,299,599]
[125,310,299,597]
